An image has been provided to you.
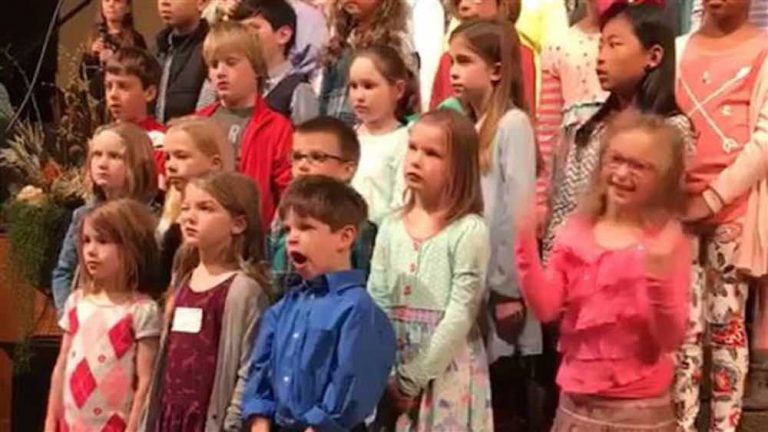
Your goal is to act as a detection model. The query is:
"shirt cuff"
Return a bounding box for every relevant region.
[242,398,276,422]
[302,407,344,432]
[395,365,422,398]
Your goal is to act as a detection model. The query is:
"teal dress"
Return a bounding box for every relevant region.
[368,214,493,432]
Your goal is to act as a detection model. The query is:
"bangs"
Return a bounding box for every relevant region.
[82,210,121,244]
[203,31,248,65]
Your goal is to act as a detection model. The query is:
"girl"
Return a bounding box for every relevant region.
[368,110,492,431]
[675,0,768,425]
[143,172,270,431]
[448,18,541,430]
[81,0,147,102]
[52,122,158,314]
[516,113,690,431]
[318,0,412,126]
[430,0,537,112]
[348,45,415,224]
[537,0,608,223]
[542,1,694,260]
[45,199,163,432]
[157,116,235,288]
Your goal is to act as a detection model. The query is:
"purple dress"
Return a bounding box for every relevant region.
[155,275,234,432]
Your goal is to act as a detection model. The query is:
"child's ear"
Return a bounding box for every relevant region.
[342,161,357,183]
[646,44,664,71]
[144,85,158,104]
[490,61,502,83]
[231,214,247,235]
[338,224,358,250]
[277,25,294,48]
[394,79,406,100]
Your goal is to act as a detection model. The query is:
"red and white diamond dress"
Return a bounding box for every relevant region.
[59,290,161,432]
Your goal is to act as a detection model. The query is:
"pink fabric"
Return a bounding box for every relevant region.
[515,216,690,398]
[678,35,768,224]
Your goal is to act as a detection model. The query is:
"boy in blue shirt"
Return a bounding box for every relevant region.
[244,175,396,432]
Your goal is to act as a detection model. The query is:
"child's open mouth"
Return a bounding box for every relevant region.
[289,251,309,268]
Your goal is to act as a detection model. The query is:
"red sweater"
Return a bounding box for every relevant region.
[429,44,536,111]
[137,116,167,178]
[198,96,293,229]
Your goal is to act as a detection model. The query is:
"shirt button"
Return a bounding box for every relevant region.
[284,376,291,383]
[410,263,416,273]
[293,332,300,339]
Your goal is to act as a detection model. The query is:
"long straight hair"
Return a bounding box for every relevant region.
[450,19,527,173]
[402,110,484,226]
[351,45,419,123]
[575,2,682,146]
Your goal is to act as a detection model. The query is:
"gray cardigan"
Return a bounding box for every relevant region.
[140,271,269,431]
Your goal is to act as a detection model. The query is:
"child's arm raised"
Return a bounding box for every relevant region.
[126,337,159,432]
[514,208,568,323]
[44,333,72,432]
[642,221,691,351]
[396,218,490,397]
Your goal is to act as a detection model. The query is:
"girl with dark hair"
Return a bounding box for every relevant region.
[80,0,147,102]
[541,1,694,260]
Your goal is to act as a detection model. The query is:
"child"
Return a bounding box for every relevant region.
[368,110,493,431]
[234,0,319,124]
[448,18,542,430]
[143,172,270,431]
[515,112,690,432]
[45,199,163,432]
[430,0,537,112]
[104,47,167,185]
[51,123,158,314]
[318,0,412,126]
[675,0,768,425]
[536,0,608,224]
[155,0,210,123]
[243,175,396,432]
[198,21,293,229]
[157,116,235,289]
[348,45,414,224]
[80,0,147,102]
[542,1,693,261]
[268,116,378,294]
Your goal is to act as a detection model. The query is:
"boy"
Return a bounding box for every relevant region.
[198,21,293,229]
[234,0,319,124]
[155,0,210,123]
[104,47,167,184]
[268,116,378,295]
[243,175,396,432]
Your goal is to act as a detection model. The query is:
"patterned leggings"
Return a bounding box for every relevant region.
[674,222,749,432]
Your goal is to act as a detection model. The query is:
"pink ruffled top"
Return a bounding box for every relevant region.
[515,216,690,398]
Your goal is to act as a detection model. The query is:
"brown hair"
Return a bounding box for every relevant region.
[403,110,484,225]
[579,112,686,220]
[166,116,235,172]
[450,19,528,173]
[86,0,142,52]
[86,122,158,203]
[105,46,162,89]
[172,172,270,291]
[323,0,408,65]
[352,45,418,123]
[295,116,361,163]
[278,175,368,231]
[77,198,163,297]
[203,20,267,93]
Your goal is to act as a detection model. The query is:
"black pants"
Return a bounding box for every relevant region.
[274,424,367,432]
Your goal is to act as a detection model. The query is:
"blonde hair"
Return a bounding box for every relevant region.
[77,198,162,297]
[579,112,687,220]
[172,172,271,294]
[85,122,158,202]
[203,20,267,93]
[450,19,528,173]
[158,116,235,233]
[403,110,484,226]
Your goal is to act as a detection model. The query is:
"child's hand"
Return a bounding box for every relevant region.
[494,298,526,344]
[387,380,416,417]
[682,194,713,223]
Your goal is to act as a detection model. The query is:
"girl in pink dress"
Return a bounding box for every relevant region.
[675,0,768,428]
[45,199,163,432]
[515,113,691,431]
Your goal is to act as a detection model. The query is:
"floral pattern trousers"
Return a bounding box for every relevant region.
[674,222,749,432]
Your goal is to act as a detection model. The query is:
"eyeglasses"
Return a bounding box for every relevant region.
[605,152,657,175]
[291,150,347,164]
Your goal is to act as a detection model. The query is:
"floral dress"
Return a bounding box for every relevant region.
[368,214,493,431]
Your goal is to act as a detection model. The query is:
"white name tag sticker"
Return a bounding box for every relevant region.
[171,307,203,334]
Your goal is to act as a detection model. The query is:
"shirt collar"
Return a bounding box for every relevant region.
[287,270,366,294]
[265,61,294,92]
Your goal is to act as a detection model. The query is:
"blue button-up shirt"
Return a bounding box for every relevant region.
[242,270,396,432]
